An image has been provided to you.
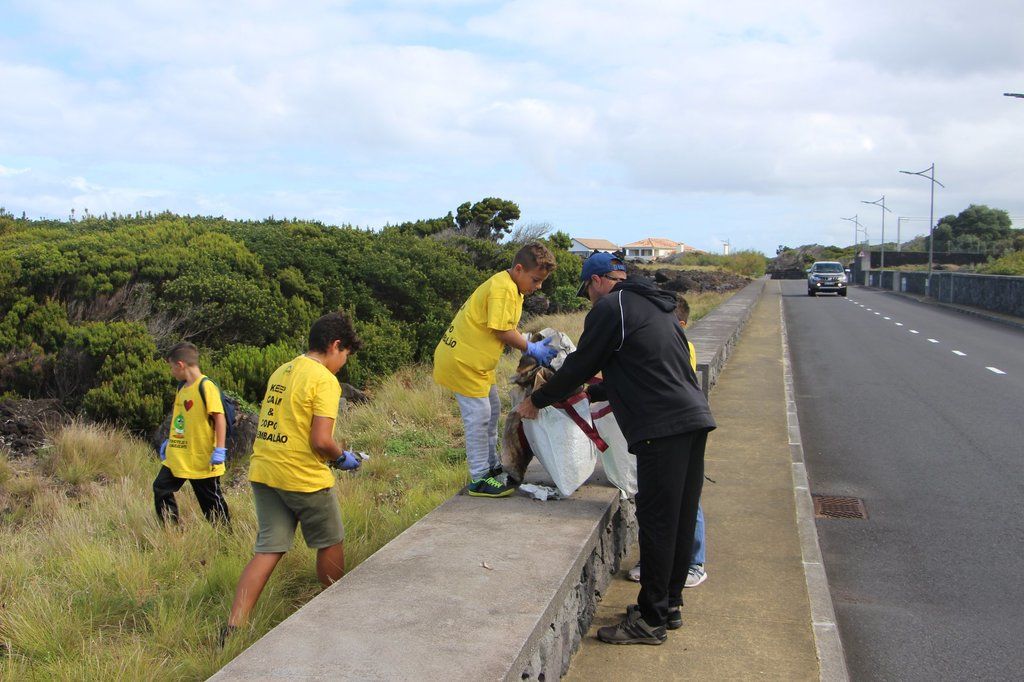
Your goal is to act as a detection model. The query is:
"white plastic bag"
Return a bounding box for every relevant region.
[590,401,637,498]
[521,392,597,498]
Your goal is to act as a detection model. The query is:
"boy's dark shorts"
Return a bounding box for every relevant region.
[251,482,344,553]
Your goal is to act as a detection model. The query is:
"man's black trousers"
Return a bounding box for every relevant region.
[153,465,231,525]
[634,429,708,626]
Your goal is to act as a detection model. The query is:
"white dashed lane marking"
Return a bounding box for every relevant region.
[952,350,967,356]
[987,367,1007,375]
[909,330,920,334]
[884,316,891,320]
[927,338,939,343]
[895,323,904,326]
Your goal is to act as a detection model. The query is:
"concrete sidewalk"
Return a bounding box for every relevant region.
[565,281,826,681]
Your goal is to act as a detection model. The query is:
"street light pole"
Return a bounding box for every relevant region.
[899,164,945,296]
[862,196,893,269]
[841,214,860,252]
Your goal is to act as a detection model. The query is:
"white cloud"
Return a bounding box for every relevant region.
[1,0,1023,252]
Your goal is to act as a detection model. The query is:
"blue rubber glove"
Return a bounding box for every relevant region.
[329,450,361,471]
[159,439,168,461]
[525,336,557,367]
[210,447,227,466]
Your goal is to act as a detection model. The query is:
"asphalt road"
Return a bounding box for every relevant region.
[783,281,1024,681]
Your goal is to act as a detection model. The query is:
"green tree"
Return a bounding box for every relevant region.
[455,198,521,240]
[548,231,573,251]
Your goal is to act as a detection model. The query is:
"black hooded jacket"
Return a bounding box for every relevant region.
[530,278,715,447]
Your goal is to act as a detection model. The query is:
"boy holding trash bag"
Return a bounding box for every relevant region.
[433,242,558,497]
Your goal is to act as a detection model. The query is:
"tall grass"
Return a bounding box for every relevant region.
[0,290,733,679]
[0,368,468,680]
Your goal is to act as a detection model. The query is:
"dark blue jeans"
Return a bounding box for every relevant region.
[633,429,708,626]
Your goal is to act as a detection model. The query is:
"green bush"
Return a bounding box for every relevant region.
[344,317,416,388]
[0,207,582,423]
[979,249,1024,275]
[549,285,587,312]
[62,322,171,431]
[210,342,302,404]
[674,250,766,277]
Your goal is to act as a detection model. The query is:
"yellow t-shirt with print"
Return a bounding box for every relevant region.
[165,376,225,479]
[249,355,342,493]
[433,270,524,398]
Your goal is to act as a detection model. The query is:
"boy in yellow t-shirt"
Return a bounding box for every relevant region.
[154,342,230,525]
[433,242,558,497]
[225,312,363,636]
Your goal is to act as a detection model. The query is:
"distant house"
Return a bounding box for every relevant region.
[569,238,620,257]
[622,237,697,262]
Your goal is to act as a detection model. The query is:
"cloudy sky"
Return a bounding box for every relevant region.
[1,0,1022,254]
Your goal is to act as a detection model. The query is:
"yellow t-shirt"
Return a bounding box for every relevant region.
[433,270,524,398]
[249,355,342,493]
[166,375,225,479]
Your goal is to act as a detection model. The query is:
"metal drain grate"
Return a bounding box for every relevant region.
[813,494,867,519]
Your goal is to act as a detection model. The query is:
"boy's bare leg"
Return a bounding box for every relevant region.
[228,552,285,627]
[316,542,345,587]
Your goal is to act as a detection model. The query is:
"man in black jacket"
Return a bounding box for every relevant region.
[515,252,715,645]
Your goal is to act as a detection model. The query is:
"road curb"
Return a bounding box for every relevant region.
[779,296,850,682]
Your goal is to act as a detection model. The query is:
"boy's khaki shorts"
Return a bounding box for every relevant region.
[251,482,344,553]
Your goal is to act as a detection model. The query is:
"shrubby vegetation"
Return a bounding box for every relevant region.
[668,250,768,277]
[979,249,1024,276]
[0,203,578,429]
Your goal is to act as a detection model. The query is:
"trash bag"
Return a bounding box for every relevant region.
[521,391,598,498]
[590,401,637,498]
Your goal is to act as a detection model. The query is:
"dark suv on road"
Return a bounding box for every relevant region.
[807,261,848,296]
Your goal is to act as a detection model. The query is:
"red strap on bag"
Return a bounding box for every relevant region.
[552,391,609,453]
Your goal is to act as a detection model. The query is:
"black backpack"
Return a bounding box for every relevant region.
[178,377,236,451]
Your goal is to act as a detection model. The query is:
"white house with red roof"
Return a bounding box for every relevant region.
[622,237,699,262]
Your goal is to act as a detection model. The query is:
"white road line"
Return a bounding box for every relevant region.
[866,308,872,311]
[952,350,966,356]
[909,330,920,334]
[883,316,890,320]
[895,322,904,326]
[987,367,1006,375]
[927,339,939,343]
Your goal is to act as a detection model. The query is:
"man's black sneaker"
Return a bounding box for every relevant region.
[597,609,667,645]
[626,604,682,630]
[487,465,504,479]
[467,476,516,498]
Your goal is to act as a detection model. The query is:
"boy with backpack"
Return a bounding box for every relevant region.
[154,341,231,525]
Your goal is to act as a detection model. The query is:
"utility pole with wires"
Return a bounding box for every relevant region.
[896,217,930,252]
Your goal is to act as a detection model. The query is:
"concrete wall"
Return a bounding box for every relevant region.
[865,270,1024,318]
[929,272,1024,317]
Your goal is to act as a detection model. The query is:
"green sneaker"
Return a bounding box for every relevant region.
[467,476,516,498]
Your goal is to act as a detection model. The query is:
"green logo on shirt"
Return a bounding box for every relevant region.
[173,415,185,434]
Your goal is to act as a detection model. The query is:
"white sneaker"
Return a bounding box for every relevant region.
[685,564,707,588]
[627,562,641,582]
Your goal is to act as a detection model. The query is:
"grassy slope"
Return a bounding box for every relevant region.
[0,289,734,680]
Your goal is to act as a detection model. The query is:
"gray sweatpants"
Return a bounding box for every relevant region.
[455,385,501,480]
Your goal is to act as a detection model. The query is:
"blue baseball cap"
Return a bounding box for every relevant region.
[577,252,627,297]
